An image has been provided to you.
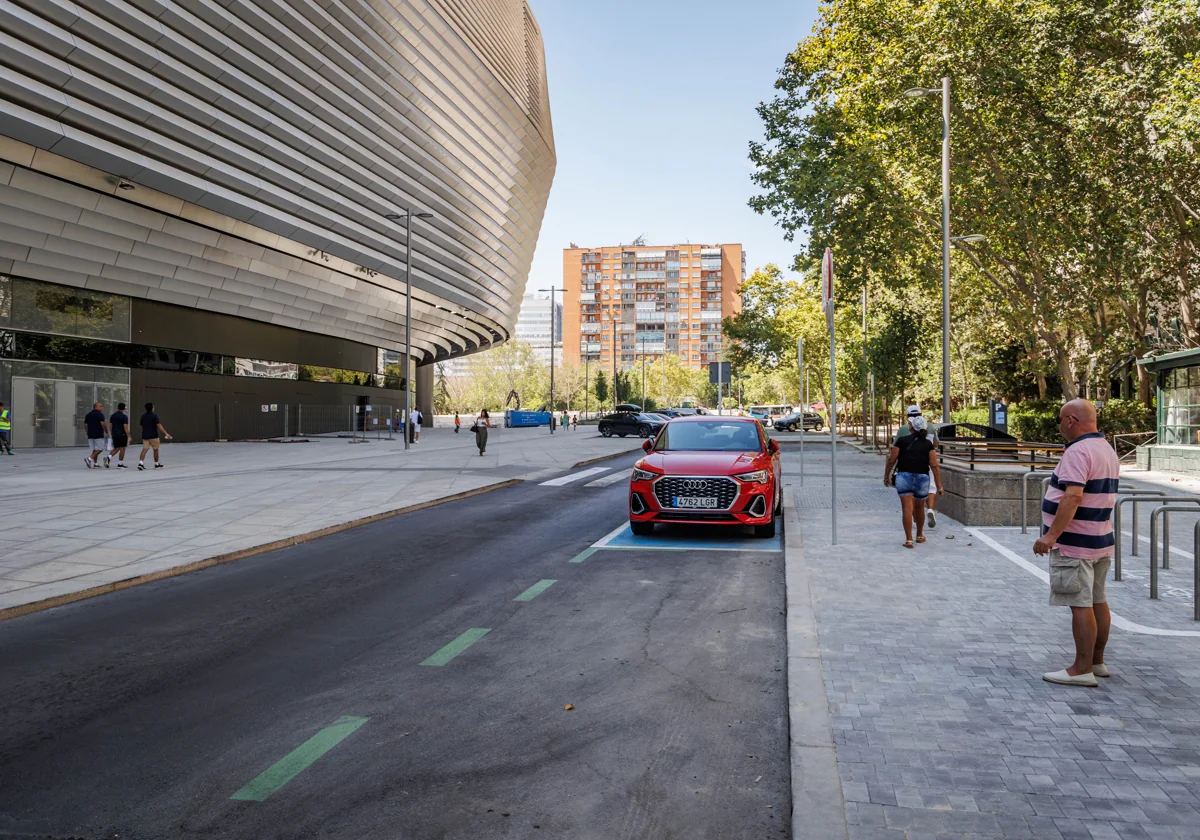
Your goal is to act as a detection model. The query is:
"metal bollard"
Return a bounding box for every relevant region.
[1021,470,1050,534]
[1194,520,1200,621]
[1149,504,1200,600]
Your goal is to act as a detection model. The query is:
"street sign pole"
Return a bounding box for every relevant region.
[823,247,838,546]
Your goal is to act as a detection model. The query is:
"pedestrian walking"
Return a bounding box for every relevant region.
[137,402,173,470]
[472,408,491,456]
[883,415,943,549]
[894,405,941,529]
[84,401,108,469]
[454,412,461,434]
[106,402,131,468]
[572,413,578,430]
[1034,399,1119,688]
[409,407,420,444]
[0,401,12,455]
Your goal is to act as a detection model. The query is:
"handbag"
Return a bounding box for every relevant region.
[468,422,479,433]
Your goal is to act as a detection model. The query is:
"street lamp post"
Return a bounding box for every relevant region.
[538,286,557,434]
[384,209,433,451]
[640,335,646,406]
[902,79,987,425]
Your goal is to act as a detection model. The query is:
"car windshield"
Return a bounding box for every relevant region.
[655,420,763,452]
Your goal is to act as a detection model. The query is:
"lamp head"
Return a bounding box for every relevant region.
[384,213,403,220]
[416,212,434,219]
[953,233,986,243]
[902,87,937,98]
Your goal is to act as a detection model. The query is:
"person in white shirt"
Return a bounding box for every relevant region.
[409,408,421,443]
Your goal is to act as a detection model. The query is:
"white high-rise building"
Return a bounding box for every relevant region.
[515,292,564,367]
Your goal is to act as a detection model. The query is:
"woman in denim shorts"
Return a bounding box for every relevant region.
[884,416,945,548]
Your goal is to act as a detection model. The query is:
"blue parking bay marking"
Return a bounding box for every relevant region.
[594,523,783,553]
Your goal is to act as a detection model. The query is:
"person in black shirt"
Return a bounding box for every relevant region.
[83,402,108,469]
[137,402,173,471]
[883,416,945,548]
[106,402,131,469]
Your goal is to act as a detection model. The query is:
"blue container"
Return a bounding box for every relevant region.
[506,410,550,428]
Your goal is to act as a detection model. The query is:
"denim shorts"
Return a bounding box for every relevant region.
[894,472,930,500]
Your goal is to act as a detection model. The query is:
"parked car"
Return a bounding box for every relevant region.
[662,407,712,417]
[773,411,824,432]
[628,415,782,538]
[597,407,667,438]
[746,408,772,428]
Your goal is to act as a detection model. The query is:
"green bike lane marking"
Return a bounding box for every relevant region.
[514,579,557,601]
[231,715,369,802]
[420,627,492,666]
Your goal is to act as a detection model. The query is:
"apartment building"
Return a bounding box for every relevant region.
[514,292,564,367]
[561,244,745,371]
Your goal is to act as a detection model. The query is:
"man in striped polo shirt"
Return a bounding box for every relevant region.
[1034,399,1120,687]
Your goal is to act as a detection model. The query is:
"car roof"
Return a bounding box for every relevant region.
[669,414,759,424]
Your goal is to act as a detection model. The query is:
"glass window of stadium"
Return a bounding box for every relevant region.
[1159,365,1200,445]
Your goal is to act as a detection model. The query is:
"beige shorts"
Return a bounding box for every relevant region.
[1048,549,1110,608]
[142,437,160,451]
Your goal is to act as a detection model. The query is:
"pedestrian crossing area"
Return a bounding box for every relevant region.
[538,466,630,488]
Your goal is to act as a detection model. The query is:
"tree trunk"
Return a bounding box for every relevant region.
[1137,363,1153,406]
[1037,374,1048,400]
[1056,348,1079,401]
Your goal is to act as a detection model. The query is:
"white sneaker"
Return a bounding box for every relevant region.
[103,455,111,468]
[1092,664,1111,678]
[84,457,93,469]
[927,510,937,529]
[1043,669,1098,687]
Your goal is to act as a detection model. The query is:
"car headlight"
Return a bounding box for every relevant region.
[631,467,658,482]
[734,469,770,484]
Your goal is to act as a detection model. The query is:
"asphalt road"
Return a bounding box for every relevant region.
[0,453,789,840]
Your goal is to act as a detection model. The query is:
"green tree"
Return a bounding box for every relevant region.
[593,370,609,408]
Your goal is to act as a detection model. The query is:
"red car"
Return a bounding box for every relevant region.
[628,415,782,538]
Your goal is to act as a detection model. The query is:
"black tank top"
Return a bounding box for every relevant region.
[896,435,935,474]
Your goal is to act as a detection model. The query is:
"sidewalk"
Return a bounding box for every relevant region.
[0,427,639,616]
[783,444,1200,840]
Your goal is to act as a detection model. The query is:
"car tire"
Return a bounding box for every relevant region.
[630,520,654,536]
[754,516,776,539]
[788,423,797,432]
[774,489,783,515]
[638,424,651,437]
[599,425,612,437]
[814,421,824,431]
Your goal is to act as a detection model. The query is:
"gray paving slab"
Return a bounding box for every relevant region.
[784,445,1200,840]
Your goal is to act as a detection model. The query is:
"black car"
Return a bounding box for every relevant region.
[773,411,824,432]
[597,407,667,438]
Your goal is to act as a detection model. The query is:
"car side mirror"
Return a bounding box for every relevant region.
[642,439,653,452]
[767,439,779,454]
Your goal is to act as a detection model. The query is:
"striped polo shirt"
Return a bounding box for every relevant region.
[1042,432,1120,559]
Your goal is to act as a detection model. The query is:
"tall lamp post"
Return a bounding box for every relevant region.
[902,78,985,424]
[384,209,433,451]
[538,286,558,434]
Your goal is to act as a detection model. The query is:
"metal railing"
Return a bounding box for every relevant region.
[1112,431,1156,466]
[1020,471,1055,534]
[1149,504,1200,603]
[937,440,1063,471]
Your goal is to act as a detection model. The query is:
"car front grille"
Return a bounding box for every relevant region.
[653,511,739,522]
[653,475,739,510]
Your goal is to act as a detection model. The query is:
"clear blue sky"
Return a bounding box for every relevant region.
[525,0,821,291]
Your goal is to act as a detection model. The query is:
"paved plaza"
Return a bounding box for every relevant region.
[786,445,1200,840]
[0,427,638,615]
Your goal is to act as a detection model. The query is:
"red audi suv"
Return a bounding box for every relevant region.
[628,415,782,538]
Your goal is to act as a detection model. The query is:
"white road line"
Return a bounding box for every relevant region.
[593,522,631,547]
[539,466,611,487]
[967,527,1200,638]
[1121,528,1193,559]
[585,471,629,487]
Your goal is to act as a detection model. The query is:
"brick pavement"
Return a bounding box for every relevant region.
[786,446,1200,840]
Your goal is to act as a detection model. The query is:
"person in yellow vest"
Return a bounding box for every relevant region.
[0,401,11,455]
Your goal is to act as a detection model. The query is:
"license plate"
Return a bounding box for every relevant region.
[673,496,718,508]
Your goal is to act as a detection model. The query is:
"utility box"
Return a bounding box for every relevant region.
[988,398,1009,434]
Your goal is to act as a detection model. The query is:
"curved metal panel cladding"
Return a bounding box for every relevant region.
[0,0,555,361]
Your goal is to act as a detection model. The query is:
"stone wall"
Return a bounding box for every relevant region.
[1137,444,1200,477]
[938,465,1049,527]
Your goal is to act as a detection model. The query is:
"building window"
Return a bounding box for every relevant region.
[1160,365,1200,445]
[1,275,131,342]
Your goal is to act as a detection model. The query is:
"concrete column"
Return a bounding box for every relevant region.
[416,363,434,426]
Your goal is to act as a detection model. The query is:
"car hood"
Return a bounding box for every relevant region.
[643,451,765,475]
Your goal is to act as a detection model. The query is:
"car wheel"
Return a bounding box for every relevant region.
[599,424,613,437]
[754,516,776,539]
[774,489,783,515]
[638,424,651,437]
[814,421,824,431]
[630,520,654,536]
[788,423,797,432]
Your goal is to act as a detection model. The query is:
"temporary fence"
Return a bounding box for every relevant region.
[216,403,404,441]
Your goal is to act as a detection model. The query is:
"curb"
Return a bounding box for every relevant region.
[782,483,849,840]
[571,448,643,469]
[0,478,522,623]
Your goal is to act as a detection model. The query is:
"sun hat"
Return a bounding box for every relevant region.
[909,415,927,432]
[906,404,922,417]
